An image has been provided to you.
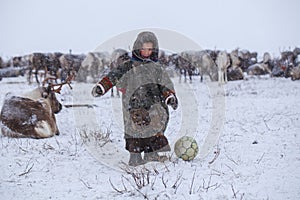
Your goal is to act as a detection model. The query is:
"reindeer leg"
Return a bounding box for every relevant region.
[55,70,58,83]
[28,69,32,84]
[178,70,182,83]
[189,69,193,83]
[35,69,40,85]
[200,68,203,82]
[111,87,114,97]
[116,87,120,97]
[218,70,221,84]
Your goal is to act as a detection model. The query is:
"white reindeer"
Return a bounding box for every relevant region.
[216,50,230,84]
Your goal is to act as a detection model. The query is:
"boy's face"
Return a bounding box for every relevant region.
[140,42,154,58]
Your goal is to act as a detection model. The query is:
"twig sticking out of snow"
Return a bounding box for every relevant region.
[231,184,238,198]
[80,178,92,189]
[120,164,151,190]
[200,174,218,192]
[172,172,183,194]
[256,152,265,164]
[209,147,221,164]
[161,174,168,188]
[121,175,149,199]
[189,168,196,194]
[19,163,34,177]
[109,178,126,194]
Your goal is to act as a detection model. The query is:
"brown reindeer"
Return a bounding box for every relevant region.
[109,49,130,97]
[27,53,51,84]
[180,51,196,83]
[0,77,73,139]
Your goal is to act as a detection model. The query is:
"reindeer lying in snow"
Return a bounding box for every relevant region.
[0,77,73,139]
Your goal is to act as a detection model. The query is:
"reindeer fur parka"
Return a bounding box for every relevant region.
[96,32,177,153]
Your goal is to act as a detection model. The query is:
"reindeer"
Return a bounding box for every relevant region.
[238,50,258,71]
[47,52,63,83]
[80,52,108,83]
[0,66,27,81]
[59,54,85,82]
[216,50,230,84]
[0,56,3,69]
[226,49,245,80]
[247,52,272,76]
[193,50,218,82]
[12,56,27,67]
[175,51,195,83]
[109,49,130,97]
[0,76,73,139]
[27,53,49,84]
[230,49,242,69]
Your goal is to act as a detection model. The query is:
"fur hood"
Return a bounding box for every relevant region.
[132,31,159,62]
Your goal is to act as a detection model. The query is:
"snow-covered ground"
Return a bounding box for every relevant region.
[0,75,299,199]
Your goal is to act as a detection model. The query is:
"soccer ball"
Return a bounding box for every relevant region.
[174,136,198,161]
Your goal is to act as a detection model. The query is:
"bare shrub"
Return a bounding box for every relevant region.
[78,126,112,147]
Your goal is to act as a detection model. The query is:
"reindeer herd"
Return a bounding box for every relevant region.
[166,47,300,84]
[0,47,300,139]
[1,47,300,85]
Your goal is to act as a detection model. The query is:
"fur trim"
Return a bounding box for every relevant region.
[99,76,113,92]
[132,31,159,62]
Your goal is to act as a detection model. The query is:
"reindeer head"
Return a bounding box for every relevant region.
[38,86,62,114]
[41,75,74,114]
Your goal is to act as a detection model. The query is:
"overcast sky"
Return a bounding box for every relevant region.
[1,0,299,59]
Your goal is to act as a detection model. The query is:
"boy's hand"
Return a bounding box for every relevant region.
[166,94,178,110]
[91,84,104,97]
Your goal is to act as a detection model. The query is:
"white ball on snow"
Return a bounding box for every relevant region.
[174,136,198,161]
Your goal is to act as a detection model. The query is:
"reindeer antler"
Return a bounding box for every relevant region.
[49,75,74,94]
[42,75,57,86]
